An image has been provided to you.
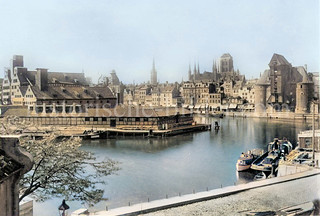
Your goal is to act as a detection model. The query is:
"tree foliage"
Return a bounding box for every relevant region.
[1,116,120,206]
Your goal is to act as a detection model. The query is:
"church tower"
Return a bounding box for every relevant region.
[150,59,157,85]
[197,62,200,74]
[212,59,218,81]
[188,64,192,81]
[193,63,197,81]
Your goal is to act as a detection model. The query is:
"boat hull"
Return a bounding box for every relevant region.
[236,163,251,171]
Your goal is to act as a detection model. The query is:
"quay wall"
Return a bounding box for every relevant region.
[221,111,319,121]
[72,169,320,216]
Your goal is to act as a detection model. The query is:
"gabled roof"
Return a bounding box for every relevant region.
[19,86,28,96]
[296,66,312,83]
[256,70,271,85]
[31,85,115,100]
[16,68,35,86]
[48,72,88,85]
[268,53,291,66]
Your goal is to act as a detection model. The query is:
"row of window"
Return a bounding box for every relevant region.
[84,117,153,122]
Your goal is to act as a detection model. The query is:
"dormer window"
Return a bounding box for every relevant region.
[53,94,58,98]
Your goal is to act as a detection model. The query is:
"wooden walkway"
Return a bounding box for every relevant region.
[22,124,211,138]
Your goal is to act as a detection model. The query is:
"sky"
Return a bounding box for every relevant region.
[0,0,319,84]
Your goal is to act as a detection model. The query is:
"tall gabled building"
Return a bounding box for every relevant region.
[255,53,314,113]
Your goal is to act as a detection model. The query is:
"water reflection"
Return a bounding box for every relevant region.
[82,134,196,153]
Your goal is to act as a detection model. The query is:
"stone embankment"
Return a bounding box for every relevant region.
[72,169,320,216]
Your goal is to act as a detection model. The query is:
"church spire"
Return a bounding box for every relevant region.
[188,63,192,81]
[213,59,217,81]
[150,58,157,85]
[193,62,197,81]
[197,62,200,74]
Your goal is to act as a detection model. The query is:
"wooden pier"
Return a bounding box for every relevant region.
[22,124,211,139]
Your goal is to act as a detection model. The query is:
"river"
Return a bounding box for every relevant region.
[33,116,310,215]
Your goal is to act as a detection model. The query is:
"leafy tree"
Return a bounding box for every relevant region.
[1,116,120,205]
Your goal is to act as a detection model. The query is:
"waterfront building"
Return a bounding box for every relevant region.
[208,93,222,111]
[181,81,222,111]
[255,53,315,113]
[26,85,116,113]
[298,129,320,151]
[151,87,161,107]
[100,70,125,105]
[133,84,152,106]
[159,84,180,107]
[311,72,319,100]
[1,55,101,106]
[123,89,134,106]
[1,105,194,130]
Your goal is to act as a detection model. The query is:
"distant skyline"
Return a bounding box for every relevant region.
[0,0,319,84]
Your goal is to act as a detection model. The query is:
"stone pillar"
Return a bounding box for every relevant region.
[52,103,56,114]
[62,101,66,114]
[42,103,46,114]
[0,136,33,216]
[72,103,76,114]
[32,103,36,114]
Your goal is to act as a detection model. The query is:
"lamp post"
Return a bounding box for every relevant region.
[58,200,70,216]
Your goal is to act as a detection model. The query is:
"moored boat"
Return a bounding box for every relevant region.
[251,138,293,172]
[253,172,266,181]
[236,149,264,172]
[251,150,279,172]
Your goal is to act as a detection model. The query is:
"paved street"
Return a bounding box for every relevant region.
[142,173,320,216]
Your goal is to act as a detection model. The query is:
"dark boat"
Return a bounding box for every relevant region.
[251,150,279,172]
[251,138,292,172]
[253,172,266,181]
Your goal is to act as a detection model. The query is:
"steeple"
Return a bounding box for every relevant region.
[197,62,200,74]
[193,62,197,81]
[213,59,217,81]
[188,64,192,81]
[150,58,157,85]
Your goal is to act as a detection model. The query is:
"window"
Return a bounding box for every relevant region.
[85,117,90,122]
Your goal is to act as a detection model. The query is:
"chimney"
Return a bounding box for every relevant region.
[36,68,48,91]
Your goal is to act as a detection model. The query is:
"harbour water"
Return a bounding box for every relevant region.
[33,116,310,215]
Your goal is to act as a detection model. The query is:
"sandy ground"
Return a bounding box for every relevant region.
[142,174,320,216]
